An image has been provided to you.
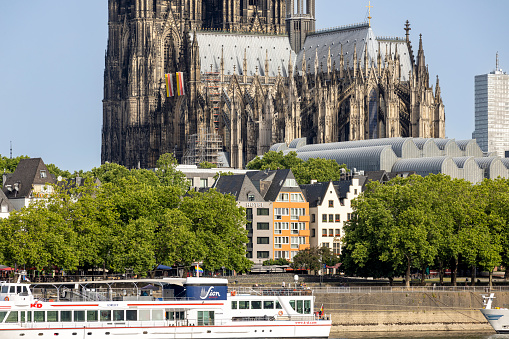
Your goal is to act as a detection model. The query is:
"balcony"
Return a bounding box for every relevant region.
[299,215,310,222]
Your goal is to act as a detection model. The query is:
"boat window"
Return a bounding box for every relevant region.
[304,300,311,314]
[34,311,45,322]
[61,311,72,322]
[16,286,21,294]
[251,301,262,309]
[231,301,237,309]
[5,311,18,323]
[27,311,31,322]
[74,311,85,322]
[113,310,124,321]
[289,300,296,311]
[152,310,164,321]
[1,286,7,293]
[21,286,28,296]
[0,311,7,322]
[197,311,214,326]
[87,310,98,322]
[297,300,303,314]
[263,301,274,309]
[100,310,111,322]
[20,311,25,323]
[126,310,137,321]
[275,301,282,309]
[139,310,151,321]
[9,286,14,293]
[239,301,250,309]
[48,311,58,322]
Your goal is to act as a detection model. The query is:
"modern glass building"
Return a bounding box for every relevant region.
[472,56,509,157]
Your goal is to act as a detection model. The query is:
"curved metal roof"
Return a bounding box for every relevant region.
[295,137,410,157]
[474,157,497,169]
[269,143,288,152]
[295,145,397,172]
[500,158,509,169]
[433,138,453,150]
[392,156,452,175]
[455,140,473,151]
[288,138,307,149]
[452,157,473,168]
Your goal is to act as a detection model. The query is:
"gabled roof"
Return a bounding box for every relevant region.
[300,182,332,208]
[214,174,265,202]
[296,24,412,80]
[2,158,56,199]
[192,32,296,78]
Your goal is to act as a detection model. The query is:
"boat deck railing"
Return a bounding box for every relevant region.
[229,287,313,297]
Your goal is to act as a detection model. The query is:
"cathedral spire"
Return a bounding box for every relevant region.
[339,44,344,78]
[243,48,248,83]
[265,49,269,84]
[314,48,319,76]
[327,46,332,74]
[377,41,382,77]
[404,20,411,43]
[435,75,442,103]
[353,43,357,77]
[302,49,307,75]
[220,45,225,82]
[364,42,369,73]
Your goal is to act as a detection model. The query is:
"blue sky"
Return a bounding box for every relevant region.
[1,1,508,172]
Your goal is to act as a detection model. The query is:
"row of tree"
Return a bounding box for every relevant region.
[0,154,252,276]
[341,174,509,287]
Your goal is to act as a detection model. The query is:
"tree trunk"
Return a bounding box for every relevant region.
[489,271,493,290]
[439,261,444,286]
[405,256,411,288]
[389,277,394,286]
[420,267,426,285]
[505,269,509,280]
[451,257,458,286]
[471,265,476,286]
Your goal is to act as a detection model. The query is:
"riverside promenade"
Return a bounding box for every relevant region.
[227,274,502,333]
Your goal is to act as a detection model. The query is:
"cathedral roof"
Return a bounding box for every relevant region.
[296,23,412,81]
[192,32,297,78]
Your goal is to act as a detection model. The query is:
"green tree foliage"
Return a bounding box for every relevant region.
[246,151,348,184]
[198,162,217,169]
[342,174,507,288]
[262,258,291,266]
[0,154,250,276]
[291,246,338,272]
[46,163,72,179]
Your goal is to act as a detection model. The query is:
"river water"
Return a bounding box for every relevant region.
[330,331,503,339]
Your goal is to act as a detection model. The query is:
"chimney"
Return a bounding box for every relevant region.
[2,172,6,188]
[310,179,317,184]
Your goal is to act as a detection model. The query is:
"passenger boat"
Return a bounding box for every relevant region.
[0,277,331,338]
[480,293,509,333]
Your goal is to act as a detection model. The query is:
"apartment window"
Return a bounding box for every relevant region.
[257,237,270,245]
[354,189,358,195]
[335,214,340,222]
[328,200,333,207]
[257,251,269,259]
[275,236,289,249]
[322,229,327,237]
[291,237,305,249]
[329,214,334,222]
[277,193,289,202]
[291,223,299,235]
[246,251,253,258]
[257,208,269,216]
[340,198,345,206]
[274,222,289,234]
[257,222,270,230]
[311,214,316,223]
[333,242,341,255]
[274,251,289,259]
[291,208,305,220]
[274,208,289,219]
[248,194,255,201]
[335,229,340,236]
[329,229,334,237]
[283,179,298,187]
[322,242,330,248]
[347,213,352,220]
[200,178,208,188]
[189,178,194,187]
[246,222,252,230]
[291,251,298,258]
[246,208,253,220]
[291,193,304,202]
[311,229,316,237]
[40,170,46,178]
[322,214,327,222]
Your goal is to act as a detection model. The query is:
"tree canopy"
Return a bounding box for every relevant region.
[246,151,348,184]
[0,153,251,276]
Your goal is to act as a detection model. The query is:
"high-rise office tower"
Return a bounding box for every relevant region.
[473,54,509,157]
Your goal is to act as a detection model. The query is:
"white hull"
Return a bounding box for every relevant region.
[0,320,331,339]
[480,308,509,334]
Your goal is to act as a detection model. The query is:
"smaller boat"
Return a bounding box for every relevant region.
[480,293,509,333]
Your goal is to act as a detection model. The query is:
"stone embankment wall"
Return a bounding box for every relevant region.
[316,291,504,333]
[227,274,502,333]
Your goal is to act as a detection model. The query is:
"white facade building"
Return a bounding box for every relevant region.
[302,177,364,256]
[473,56,509,157]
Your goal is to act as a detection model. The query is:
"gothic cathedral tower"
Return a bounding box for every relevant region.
[286,0,315,52]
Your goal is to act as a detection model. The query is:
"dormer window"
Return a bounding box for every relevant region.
[283,178,297,187]
[248,194,255,201]
[40,170,46,178]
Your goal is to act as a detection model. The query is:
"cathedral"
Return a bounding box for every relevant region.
[101,0,445,169]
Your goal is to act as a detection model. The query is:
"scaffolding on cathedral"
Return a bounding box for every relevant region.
[182,130,223,166]
[203,71,222,131]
